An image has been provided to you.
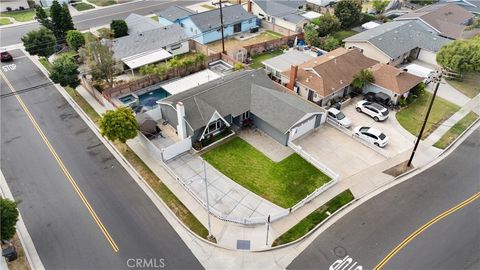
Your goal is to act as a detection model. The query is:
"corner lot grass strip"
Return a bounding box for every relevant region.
[202,137,331,208]
[433,111,479,149]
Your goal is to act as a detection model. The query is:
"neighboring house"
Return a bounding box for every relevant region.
[248,0,313,32]
[439,0,480,15]
[1,0,29,11]
[365,63,424,104]
[159,4,258,44]
[157,5,195,26]
[306,0,337,10]
[110,24,189,70]
[262,50,314,83]
[125,13,161,34]
[36,0,68,7]
[159,69,325,146]
[282,48,378,107]
[344,21,451,67]
[394,3,474,39]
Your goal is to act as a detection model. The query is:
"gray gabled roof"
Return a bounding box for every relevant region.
[161,69,321,133]
[344,21,452,59]
[254,0,306,16]
[263,50,314,72]
[157,5,195,22]
[125,13,162,34]
[112,24,188,60]
[188,4,256,32]
[439,0,480,14]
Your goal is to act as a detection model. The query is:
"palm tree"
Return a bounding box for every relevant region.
[351,69,375,90]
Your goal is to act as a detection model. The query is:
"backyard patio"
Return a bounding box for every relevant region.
[207,30,284,53]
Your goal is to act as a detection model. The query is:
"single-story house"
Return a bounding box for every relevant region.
[365,63,424,104]
[282,48,378,107]
[439,0,480,15]
[1,0,29,11]
[159,4,258,44]
[110,24,189,70]
[248,0,315,32]
[158,69,325,145]
[157,5,195,26]
[262,49,314,82]
[394,3,474,39]
[36,0,68,8]
[125,13,162,34]
[344,21,452,67]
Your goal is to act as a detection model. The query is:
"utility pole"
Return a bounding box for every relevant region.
[203,161,212,238]
[218,0,226,54]
[265,215,270,246]
[407,71,442,167]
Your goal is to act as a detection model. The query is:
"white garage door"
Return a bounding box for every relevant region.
[289,116,315,141]
[417,50,437,66]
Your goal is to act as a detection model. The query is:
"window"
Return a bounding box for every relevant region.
[205,120,222,135]
[233,23,241,33]
[190,27,193,32]
[180,23,184,27]
[170,43,182,50]
[241,111,250,120]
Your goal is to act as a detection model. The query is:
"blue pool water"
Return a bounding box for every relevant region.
[119,94,136,104]
[138,88,169,106]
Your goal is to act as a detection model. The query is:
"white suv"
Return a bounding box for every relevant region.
[355,100,389,122]
[327,108,352,128]
[353,126,389,148]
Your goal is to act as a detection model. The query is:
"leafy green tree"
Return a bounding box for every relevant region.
[334,0,362,29]
[50,54,80,87]
[321,35,340,51]
[436,36,480,73]
[61,3,75,33]
[372,0,389,14]
[304,24,320,46]
[66,30,85,51]
[110,20,128,38]
[99,107,138,143]
[22,28,57,57]
[47,0,75,41]
[1,198,19,241]
[352,69,375,89]
[35,5,52,29]
[311,13,341,37]
[79,39,122,87]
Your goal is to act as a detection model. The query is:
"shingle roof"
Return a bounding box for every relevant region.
[161,69,321,133]
[369,63,424,94]
[125,13,162,34]
[344,21,452,59]
[188,4,256,32]
[253,0,306,16]
[439,0,480,14]
[283,48,379,97]
[157,5,195,22]
[111,24,188,60]
[262,50,314,72]
[395,3,474,39]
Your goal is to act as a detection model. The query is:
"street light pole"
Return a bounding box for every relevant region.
[407,71,442,167]
[203,161,212,238]
[218,0,226,54]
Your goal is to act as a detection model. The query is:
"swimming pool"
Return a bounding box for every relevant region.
[119,87,170,108]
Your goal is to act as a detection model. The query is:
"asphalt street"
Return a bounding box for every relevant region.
[1,49,202,269]
[288,128,480,270]
[0,0,200,46]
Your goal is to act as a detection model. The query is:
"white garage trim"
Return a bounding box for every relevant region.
[289,116,316,141]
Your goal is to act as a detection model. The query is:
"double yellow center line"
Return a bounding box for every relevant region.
[374,192,480,269]
[1,72,119,253]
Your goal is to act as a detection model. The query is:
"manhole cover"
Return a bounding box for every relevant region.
[334,246,347,258]
[236,240,251,250]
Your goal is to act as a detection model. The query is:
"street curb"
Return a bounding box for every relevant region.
[439,116,480,155]
[0,171,45,270]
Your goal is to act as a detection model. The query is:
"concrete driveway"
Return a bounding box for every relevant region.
[342,97,416,158]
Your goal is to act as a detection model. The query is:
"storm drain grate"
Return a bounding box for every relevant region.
[236,240,251,250]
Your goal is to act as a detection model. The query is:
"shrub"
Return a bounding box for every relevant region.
[66,30,85,51]
[6,7,12,12]
[50,54,80,87]
[233,63,244,71]
[110,19,128,38]
[398,98,407,107]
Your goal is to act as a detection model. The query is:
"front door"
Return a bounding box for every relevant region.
[233,23,241,33]
[308,90,315,102]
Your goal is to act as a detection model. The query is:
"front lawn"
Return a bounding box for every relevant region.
[249,49,283,69]
[0,9,37,22]
[447,73,480,98]
[87,0,116,6]
[396,90,460,139]
[0,17,11,25]
[433,112,479,149]
[202,137,331,208]
[332,30,357,42]
[272,189,354,246]
[73,2,95,11]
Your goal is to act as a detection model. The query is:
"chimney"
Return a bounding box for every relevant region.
[176,102,187,140]
[287,65,298,91]
[247,0,252,12]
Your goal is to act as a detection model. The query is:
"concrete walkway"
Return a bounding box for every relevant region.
[426,81,471,107]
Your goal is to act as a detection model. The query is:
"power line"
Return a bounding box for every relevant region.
[0,82,53,99]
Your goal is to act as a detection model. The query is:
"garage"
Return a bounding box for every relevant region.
[289,116,316,141]
[417,49,438,66]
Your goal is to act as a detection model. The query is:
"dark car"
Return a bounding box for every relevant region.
[363,92,391,106]
[1,51,13,62]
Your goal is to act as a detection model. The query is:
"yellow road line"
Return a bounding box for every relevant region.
[0,72,119,253]
[374,192,480,270]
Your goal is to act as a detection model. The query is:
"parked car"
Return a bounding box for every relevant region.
[356,100,389,122]
[363,91,391,106]
[353,126,389,148]
[0,50,13,62]
[327,107,352,128]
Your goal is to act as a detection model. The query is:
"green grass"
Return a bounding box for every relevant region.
[150,15,158,22]
[0,9,37,22]
[447,73,480,98]
[83,32,98,42]
[200,4,216,10]
[0,17,11,25]
[73,2,95,11]
[250,49,283,69]
[39,57,52,73]
[265,30,283,38]
[202,137,331,208]
[332,30,357,42]
[87,0,116,6]
[396,91,461,139]
[433,112,479,149]
[272,190,354,246]
[63,86,209,239]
